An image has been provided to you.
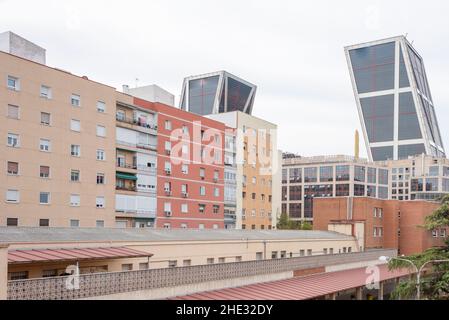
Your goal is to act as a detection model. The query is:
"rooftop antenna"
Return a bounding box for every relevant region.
[135,78,139,88]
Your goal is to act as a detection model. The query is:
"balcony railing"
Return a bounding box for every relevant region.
[116,162,137,170]
[116,115,158,131]
[137,143,157,151]
[115,186,137,192]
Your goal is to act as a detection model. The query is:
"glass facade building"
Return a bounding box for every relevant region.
[345,36,445,161]
[179,71,257,116]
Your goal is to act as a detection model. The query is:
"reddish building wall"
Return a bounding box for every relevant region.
[314,197,445,256]
[134,98,225,229]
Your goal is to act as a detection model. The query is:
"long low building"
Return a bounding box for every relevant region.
[0,227,361,280]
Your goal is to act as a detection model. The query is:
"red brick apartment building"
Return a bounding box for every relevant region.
[313,197,447,256]
[134,98,226,229]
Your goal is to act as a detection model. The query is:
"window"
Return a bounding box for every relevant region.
[304,167,317,183]
[40,166,50,178]
[7,161,18,175]
[7,218,18,227]
[121,264,133,271]
[71,144,80,157]
[96,196,105,208]
[182,144,188,155]
[214,187,219,197]
[218,257,225,263]
[182,125,188,134]
[164,161,171,173]
[200,186,206,196]
[71,94,81,107]
[320,166,334,182]
[165,141,171,152]
[139,262,148,270]
[214,170,219,181]
[168,260,177,268]
[70,119,81,132]
[96,220,104,228]
[432,230,438,238]
[426,178,438,192]
[181,164,189,174]
[70,170,80,182]
[213,224,219,229]
[39,139,50,152]
[198,204,206,214]
[7,105,19,119]
[252,176,257,184]
[7,76,19,90]
[354,166,366,182]
[96,173,105,184]
[367,167,377,184]
[70,194,80,207]
[6,189,19,203]
[41,112,51,125]
[7,133,19,147]
[96,125,106,137]
[40,85,51,99]
[96,149,105,161]
[97,101,106,113]
[354,184,365,196]
[165,120,172,130]
[181,203,188,213]
[40,192,50,204]
[9,271,28,280]
[271,251,278,259]
[213,205,220,214]
[199,167,205,178]
[116,110,125,121]
[440,229,447,238]
[39,219,49,227]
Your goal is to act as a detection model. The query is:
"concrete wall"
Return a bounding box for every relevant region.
[0,244,8,300]
[0,31,46,65]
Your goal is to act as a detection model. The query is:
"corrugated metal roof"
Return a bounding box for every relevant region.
[170,264,410,300]
[0,227,354,244]
[8,247,152,264]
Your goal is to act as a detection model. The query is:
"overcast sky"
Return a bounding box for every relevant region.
[1,0,448,158]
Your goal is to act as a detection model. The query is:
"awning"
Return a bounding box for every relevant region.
[8,247,152,265]
[116,172,138,180]
[170,264,411,300]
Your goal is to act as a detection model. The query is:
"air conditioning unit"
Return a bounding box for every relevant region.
[200,176,205,180]
[182,192,188,198]
[164,211,172,217]
[165,149,171,155]
[165,169,171,175]
[165,190,172,196]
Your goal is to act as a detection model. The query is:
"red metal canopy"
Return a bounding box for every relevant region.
[8,247,152,264]
[171,264,410,300]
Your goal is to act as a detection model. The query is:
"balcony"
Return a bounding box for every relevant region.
[116,161,137,172]
[116,115,158,134]
[115,186,137,192]
[137,143,157,152]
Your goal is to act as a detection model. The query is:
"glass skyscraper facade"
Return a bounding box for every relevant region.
[345,36,445,161]
[179,71,256,116]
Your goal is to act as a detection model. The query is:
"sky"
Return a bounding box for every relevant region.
[1,0,449,158]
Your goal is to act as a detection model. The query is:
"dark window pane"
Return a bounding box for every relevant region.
[319,166,333,182]
[354,166,366,182]
[304,167,317,183]
[289,168,302,183]
[7,218,18,227]
[289,203,301,218]
[188,76,219,115]
[398,144,426,159]
[398,92,422,140]
[289,186,301,201]
[350,42,395,94]
[336,165,350,181]
[371,146,394,161]
[354,184,365,196]
[361,94,394,143]
[336,184,350,197]
[227,77,252,113]
[399,47,410,88]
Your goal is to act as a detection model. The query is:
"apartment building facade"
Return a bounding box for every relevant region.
[114,93,158,228]
[208,111,280,230]
[313,197,446,256]
[1,49,117,228]
[281,155,390,223]
[134,98,226,230]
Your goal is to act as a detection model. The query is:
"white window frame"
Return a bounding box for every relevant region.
[7,104,19,119]
[71,94,81,107]
[96,196,105,209]
[70,119,81,132]
[71,144,81,157]
[39,192,50,205]
[200,186,206,196]
[40,85,52,99]
[214,187,219,197]
[41,112,51,126]
[7,76,19,91]
[96,173,105,185]
[181,203,188,213]
[97,101,106,113]
[7,133,19,147]
[96,125,106,137]
[165,120,172,130]
[181,164,189,174]
[70,194,80,207]
[6,189,19,203]
[39,139,51,152]
[96,149,105,161]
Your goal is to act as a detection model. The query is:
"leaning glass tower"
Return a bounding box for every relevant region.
[179,71,256,116]
[345,36,445,161]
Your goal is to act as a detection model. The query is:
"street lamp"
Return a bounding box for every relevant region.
[379,256,449,300]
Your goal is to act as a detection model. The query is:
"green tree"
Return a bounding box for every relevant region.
[277,212,290,230]
[389,195,449,300]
